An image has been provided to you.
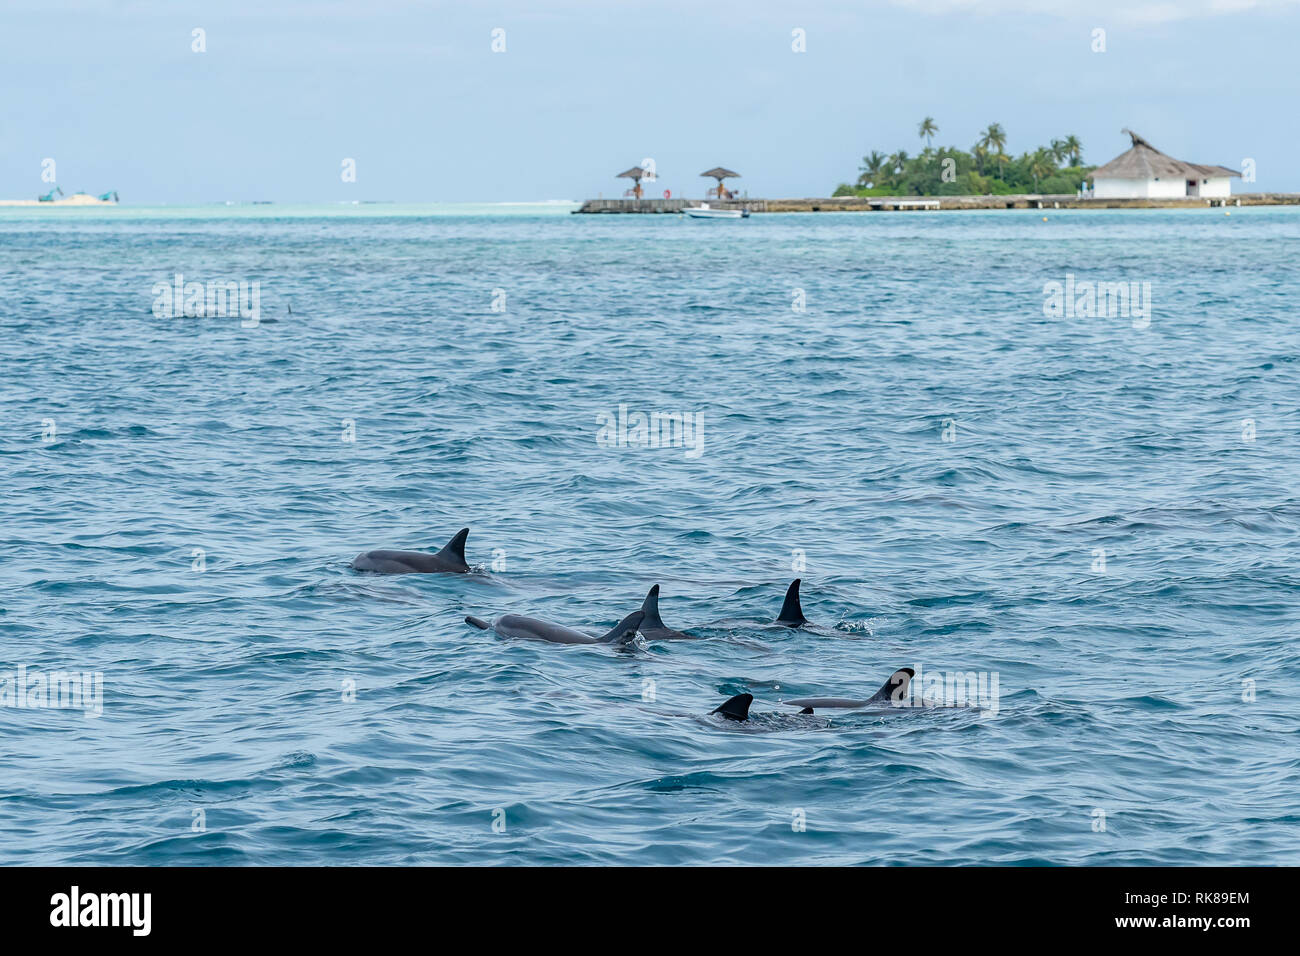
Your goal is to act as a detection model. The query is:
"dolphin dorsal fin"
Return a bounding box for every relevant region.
[436,528,469,566]
[712,693,753,722]
[775,579,807,626]
[641,585,665,629]
[597,610,644,644]
[867,668,915,704]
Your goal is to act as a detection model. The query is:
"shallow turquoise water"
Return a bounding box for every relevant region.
[1,204,1296,865]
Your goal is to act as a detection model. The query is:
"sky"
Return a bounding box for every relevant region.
[2,0,1297,202]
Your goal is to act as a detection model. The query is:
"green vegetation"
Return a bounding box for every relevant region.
[834,121,1094,197]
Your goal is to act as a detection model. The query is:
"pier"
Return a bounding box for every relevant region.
[574,193,1300,213]
[574,197,766,214]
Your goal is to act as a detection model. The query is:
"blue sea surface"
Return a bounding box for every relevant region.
[1,203,1296,865]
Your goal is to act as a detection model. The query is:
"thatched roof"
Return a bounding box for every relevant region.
[700,167,740,179]
[616,166,648,180]
[1092,130,1240,180]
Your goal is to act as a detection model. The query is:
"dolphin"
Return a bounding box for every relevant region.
[352,528,471,574]
[465,610,644,646]
[638,585,695,640]
[712,693,755,721]
[782,668,916,714]
[774,578,808,627]
[712,668,915,722]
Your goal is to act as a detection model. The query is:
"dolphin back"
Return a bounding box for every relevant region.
[712,693,753,721]
[596,610,645,644]
[784,696,870,712]
[641,586,664,630]
[867,668,915,704]
[775,579,807,626]
[435,528,471,570]
[785,668,917,714]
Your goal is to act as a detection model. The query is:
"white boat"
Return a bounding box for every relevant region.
[683,202,748,219]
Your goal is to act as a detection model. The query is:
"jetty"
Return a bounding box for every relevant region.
[576,197,762,214]
[574,193,1300,213]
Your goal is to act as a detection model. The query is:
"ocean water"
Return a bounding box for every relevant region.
[1,203,1296,865]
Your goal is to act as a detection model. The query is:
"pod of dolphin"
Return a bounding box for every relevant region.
[352,528,915,723]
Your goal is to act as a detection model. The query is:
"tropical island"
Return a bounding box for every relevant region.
[575,122,1288,211]
[833,118,1095,197]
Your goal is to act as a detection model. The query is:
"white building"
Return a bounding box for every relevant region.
[1090,130,1240,199]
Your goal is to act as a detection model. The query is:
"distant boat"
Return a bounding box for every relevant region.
[683,202,748,219]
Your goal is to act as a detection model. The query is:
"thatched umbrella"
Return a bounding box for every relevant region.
[617,166,649,199]
[700,166,740,198]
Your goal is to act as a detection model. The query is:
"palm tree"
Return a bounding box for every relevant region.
[1049,139,1068,164]
[857,150,887,187]
[978,124,1007,180]
[918,116,938,149]
[994,150,1009,181]
[1063,134,1083,167]
[1029,149,1054,189]
[972,142,988,175]
[983,123,1006,155]
[975,124,1006,178]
